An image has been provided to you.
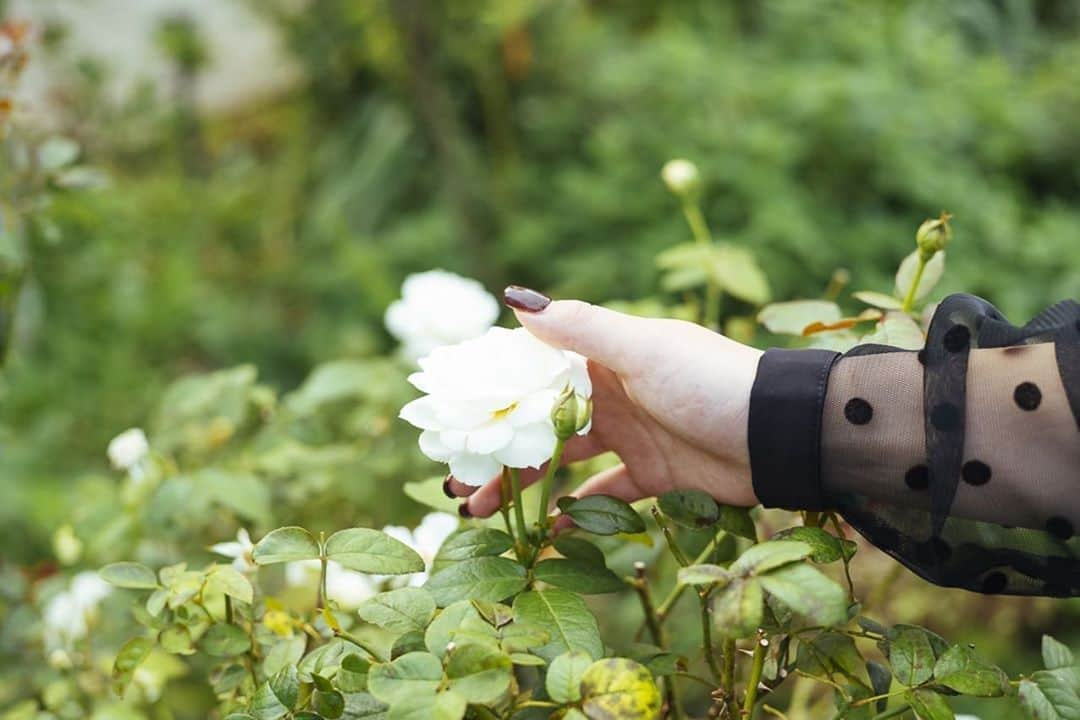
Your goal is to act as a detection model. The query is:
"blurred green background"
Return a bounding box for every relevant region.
[3,1,1080,716]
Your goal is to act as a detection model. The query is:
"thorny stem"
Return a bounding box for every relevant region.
[509,468,528,555]
[631,562,681,719]
[682,199,721,330]
[700,591,722,682]
[742,632,768,716]
[537,438,566,539]
[721,639,737,715]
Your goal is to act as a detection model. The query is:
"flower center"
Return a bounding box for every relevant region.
[491,402,519,420]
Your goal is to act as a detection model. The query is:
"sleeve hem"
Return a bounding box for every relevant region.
[748,347,840,511]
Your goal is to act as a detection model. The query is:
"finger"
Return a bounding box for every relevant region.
[505,293,652,375]
[443,476,477,499]
[464,434,605,518]
[553,464,641,532]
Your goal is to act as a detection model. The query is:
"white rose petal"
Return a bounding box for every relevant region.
[400,326,593,487]
[107,428,150,471]
[210,529,257,573]
[385,270,500,361]
[42,572,112,651]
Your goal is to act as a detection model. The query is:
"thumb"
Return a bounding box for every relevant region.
[504,286,648,373]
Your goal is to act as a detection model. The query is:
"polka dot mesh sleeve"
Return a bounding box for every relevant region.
[748,293,1080,596]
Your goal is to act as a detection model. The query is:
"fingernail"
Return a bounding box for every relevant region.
[504,286,551,313]
[442,475,455,498]
[458,503,472,518]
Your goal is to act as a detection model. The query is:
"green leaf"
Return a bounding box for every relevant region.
[717,505,757,540]
[889,627,937,687]
[249,682,290,720]
[773,527,855,564]
[895,250,946,303]
[657,490,720,529]
[392,630,429,659]
[1045,636,1077,671]
[269,666,300,710]
[933,644,1009,696]
[713,579,763,639]
[867,660,892,711]
[425,557,527,607]
[202,623,252,657]
[432,528,514,572]
[338,653,372,693]
[252,527,321,565]
[358,588,437,635]
[314,687,346,718]
[678,564,734,588]
[207,565,254,604]
[112,637,153,696]
[344,692,390,719]
[263,637,306,677]
[547,651,593,703]
[403,476,460,514]
[853,291,904,310]
[325,528,425,575]
[445,644,513,704]
[758,563,847,626]
[385,692,466,720]
[298,638,348,682]
[904,688,955,720]
[860,311,924,350]
[425,601,487,658]
[100,562,159,589]
[556,495,646,535]
[368,652,443,705]
[580,658,663,720]
[533,559,625,594]
[1020,672,1080,720]
[159,625,195,655]
[796,632,867,687]
[553,536,607,567]
[713,244,771,305]
[758,300,842,335]
[730,540,812,576]
[512,589,603,662]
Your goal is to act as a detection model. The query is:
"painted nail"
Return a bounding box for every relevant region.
[504,285,551,313]
[442,475,455,498]
[458,503,472,518]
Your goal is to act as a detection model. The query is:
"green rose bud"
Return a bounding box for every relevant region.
[552,385,592,440]
[916,212,952,261]
[660,158,701,198]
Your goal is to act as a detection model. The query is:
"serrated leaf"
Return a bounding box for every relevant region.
[269,666,299,710]
[1045,636,1077,671]
[202,623,251,657]
[547,651,593,703]
[759,564,847,626]
[250,681,290,720]
[580,658,663,720]
[432,528,514,572]
[556,495,646,535]
[253,527,321,565]
[1020,672,1080,720]
[425,601,486,658]
[731,540,812,576]
[758,300,842,335]
[207,565,254,604]
[904,688,955,720]
[890,627,937,687]
[425,557,527,607]
[773,527,855,564]
[933,644,1009,696]
[512,589,602,662]
[367,652,443,705]
[359,588,437,635]
[325,528,425,575]
[533,559,624,594]
[100,562,159,589]
[657,490,720,529]
[445,643,513,704]
[263,636,306,677]
[713,579,763,639]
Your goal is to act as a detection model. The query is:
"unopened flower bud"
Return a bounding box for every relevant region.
[661,159,701,198]
[48,648,73,670]
[916,212,952,260]
[552,385,592,440]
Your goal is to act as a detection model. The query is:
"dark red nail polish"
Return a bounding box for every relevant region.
[442,476,455,498]
[504,286,551,313]
[458,503,472,518]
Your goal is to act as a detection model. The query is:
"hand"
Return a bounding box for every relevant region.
[450,286,763,518]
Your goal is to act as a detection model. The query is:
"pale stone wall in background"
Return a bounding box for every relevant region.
[8,0,299,116]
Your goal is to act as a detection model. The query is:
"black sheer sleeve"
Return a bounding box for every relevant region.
[748,293,1080,597]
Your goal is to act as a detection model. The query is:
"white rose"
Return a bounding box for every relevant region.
[42,572,112,650]
[399,326,592,486]
[107,428,149,471]
[210,529,257,573]
[385,270,500,361]
[382,512,459,586]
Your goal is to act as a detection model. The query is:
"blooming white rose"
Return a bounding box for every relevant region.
[400,326,592,486]
[42,572,112,650]
[385,270,500,361]
[382,512,459,586]
[285,560,377,610]
[210,529,257,573]
[107,427,149,471]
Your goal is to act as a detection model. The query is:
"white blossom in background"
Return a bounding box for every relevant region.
[107,427,150,471]
[42,572,112,650]
[385,270,500,361]
[382,512,459,587]
[285,560,377,610]
[400,327,592,486]
[210,529,257,573]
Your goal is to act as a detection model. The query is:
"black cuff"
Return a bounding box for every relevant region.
[748,348,840,511]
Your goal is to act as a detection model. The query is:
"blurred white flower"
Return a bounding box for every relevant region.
[285,560,377,610]
[42,572,112,650]
[107,428,149,471]
[385,270,500,361]
[400,326,592,486]
[660,158,701,197]
[382,512,459,586]
[210,529,256,573]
